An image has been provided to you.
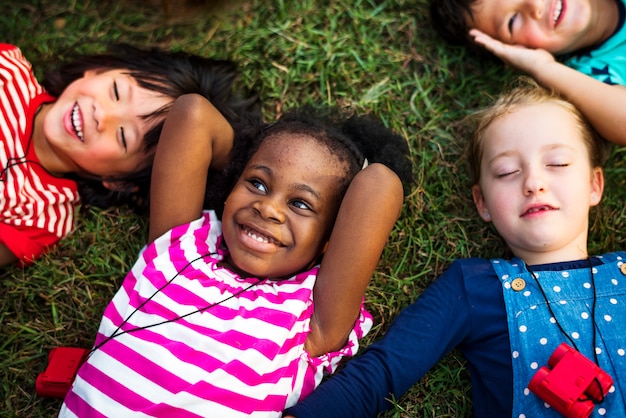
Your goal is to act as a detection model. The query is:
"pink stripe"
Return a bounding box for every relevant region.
[75,358,203,418]
[173,379,288,414]
[97,323,303,388]
[109,282,300,356]
[63,389,109,418]
[98,338,194,391]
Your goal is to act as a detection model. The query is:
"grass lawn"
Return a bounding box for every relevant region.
[2,0,626,416]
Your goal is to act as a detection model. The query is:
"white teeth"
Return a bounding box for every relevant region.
[553,0,562,23]
[71,103,84,141]
[246,228,270,243]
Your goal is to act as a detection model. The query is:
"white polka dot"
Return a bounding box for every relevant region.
[612,279,619,285]
[524,291,531,297]
[540,338,548,345]
[605,315,612,322]
[572,332,580,339]
[610,298,618,305]
[512,351,520,359]
[523,388,530,396]
[562,271,569,278]
[543,402,551,409]
[598,408,606,415]
[610,385,616,393]
[553,285,561,292]
[519,414,526,418]
[581,312,589,319]
[550,317,556,324]
[559,300,567,305]
[584,282,591,289]
[494,260,501,264]
[530,305,537,310]
[592,267,598,274]
[504,282,511,289]
[530,362,538,370]
[596,347,602,355]
[520,325,527,332]
[501,273,508,280]
[618,349,625,356]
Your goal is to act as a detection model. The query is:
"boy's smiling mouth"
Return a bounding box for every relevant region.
[71,102,84,142]
[553,0,564,26]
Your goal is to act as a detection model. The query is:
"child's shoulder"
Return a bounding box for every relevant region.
[446,257,495,280]
[594,251,626,264]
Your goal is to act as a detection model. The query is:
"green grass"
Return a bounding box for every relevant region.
[1,1,625,417]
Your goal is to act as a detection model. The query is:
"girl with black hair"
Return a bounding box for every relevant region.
[0,43,257,267]
[59,93,414,417]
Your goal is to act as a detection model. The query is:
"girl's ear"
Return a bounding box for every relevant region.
[472,184,491,222]
[83,69,99,78]
[102,180,139,194]
[589,167,604,206]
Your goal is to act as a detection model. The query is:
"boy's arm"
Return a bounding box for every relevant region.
[471,29,626,146]
[148,94,234,242]
[305,163,404,357]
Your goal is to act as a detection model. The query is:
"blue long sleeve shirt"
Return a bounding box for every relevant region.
[286,256,605,418]
[285,258,512,417]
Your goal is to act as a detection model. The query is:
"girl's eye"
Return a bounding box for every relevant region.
[508,14,517,35]
[113,81,120,101]
[250,179,267,193]
[496,170,519,178]
[291,200,311,211]
[548,163,569,168]
[120,127,127,151]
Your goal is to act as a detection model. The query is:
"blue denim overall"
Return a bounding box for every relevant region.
[491,253,626,417]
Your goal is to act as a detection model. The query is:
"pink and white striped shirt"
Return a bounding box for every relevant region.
[61,211,372,417]
[0,44,79,264]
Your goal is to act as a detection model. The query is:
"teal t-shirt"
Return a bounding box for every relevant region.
[565,0,626,85]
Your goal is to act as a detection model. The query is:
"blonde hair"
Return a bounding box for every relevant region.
[466,77,610,185]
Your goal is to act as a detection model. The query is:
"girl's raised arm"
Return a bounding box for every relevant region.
[148,94,234,242]
[306,163,404,357]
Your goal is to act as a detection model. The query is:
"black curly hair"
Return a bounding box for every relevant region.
[203,106,414,218]
[42,43,260,213]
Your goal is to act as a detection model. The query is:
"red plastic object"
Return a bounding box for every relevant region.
[528,343,614,418]
[36,347,90,398]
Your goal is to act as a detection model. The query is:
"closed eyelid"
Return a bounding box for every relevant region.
[113,80,120,100]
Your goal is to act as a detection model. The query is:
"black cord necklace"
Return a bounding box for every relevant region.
[89,252,266,355]
[527,257,598,361]
[527,257,606,403]
[1,109,46,182]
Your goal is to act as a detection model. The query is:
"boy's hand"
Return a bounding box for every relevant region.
[469,29,556,76]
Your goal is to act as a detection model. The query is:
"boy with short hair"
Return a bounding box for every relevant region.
[430,0,626,147]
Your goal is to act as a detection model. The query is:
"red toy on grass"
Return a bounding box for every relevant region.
[529,343,614,418]
[36,347,90,398]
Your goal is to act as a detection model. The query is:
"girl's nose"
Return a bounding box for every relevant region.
[253,197,286,223]
[523,169,546,195]
[526,0,544,19]
[93,102,122,132]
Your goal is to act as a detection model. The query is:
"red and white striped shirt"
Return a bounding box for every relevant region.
[61,211,372,417]
[0,44,79,264]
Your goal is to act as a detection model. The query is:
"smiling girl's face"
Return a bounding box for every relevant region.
[40,68,171,177]
[472,101,604,265]
[221,132,348,279]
